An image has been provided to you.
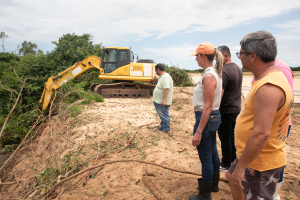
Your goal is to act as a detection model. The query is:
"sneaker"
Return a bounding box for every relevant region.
[156,128,162,132]
[158,130,168,133]
[219,164,229,172]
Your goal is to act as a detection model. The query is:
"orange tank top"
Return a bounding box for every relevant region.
[235,71,293,171]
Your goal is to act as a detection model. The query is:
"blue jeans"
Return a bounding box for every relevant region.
[279,125,291,183]
[153,102,170,132]
[193,110,221,182]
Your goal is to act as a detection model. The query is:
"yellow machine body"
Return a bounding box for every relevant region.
[39,47,157,111]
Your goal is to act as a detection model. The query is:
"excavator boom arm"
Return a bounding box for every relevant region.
[39,55,103,111]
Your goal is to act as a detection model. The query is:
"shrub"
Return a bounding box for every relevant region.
[290,66,300,71]
[164,64,194,87]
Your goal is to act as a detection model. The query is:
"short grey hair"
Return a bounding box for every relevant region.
[240,31,277,63]
[217,45,231,58]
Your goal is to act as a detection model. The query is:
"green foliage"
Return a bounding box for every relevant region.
[0,52,44,146]
[0,33,105,148]
[163,64,194,87]
[135,179,140,185]
[0,108,39,145]
[184,68,204,73]
[0,32,8,40]
[19,40,42,56]
[59,81,104,105]
[290,66,300,71]
[49,33,104,71]
[0,52,19,62]
[69,105,82,117]
[72,69,114,90]
[94,93,105,102]
[0,53,55,117]
[35,150,85,192]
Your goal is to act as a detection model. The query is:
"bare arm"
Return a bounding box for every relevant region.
[227,83,285,193]
[221,89,224,100]
[162,88,169,106]
[192,74,217,147]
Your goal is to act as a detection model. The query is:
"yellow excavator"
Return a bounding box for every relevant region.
[39,47,158,111]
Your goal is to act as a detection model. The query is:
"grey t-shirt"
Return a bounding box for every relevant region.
[220,62,243,114]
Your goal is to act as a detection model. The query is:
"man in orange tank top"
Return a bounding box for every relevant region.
[226,31,293,200]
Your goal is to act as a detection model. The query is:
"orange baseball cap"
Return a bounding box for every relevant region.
[189,42,216,56]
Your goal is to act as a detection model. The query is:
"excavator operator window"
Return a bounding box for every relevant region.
[103,49,117,73]
[119,51,127,62]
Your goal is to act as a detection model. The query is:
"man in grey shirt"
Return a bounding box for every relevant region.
[217,45,243,171]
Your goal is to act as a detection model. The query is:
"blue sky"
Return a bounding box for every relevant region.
[1,0,300,70]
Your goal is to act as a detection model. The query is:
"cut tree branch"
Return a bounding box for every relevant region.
[14,69,24,84]
[0,81,17,99]
[43,158,229,199]
[0,77,27,142]
[117,121,181,153]
[0,115,41,171]
[43,159,204,199]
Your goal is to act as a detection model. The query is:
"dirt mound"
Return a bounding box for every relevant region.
[0,88,299,200]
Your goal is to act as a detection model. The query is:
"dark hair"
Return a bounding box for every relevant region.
[217,45,231,58]
[240,31,277,63]
[205,54,215,62]
[155,63,165,71]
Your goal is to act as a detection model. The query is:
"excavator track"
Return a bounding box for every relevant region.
[89,82,156,98]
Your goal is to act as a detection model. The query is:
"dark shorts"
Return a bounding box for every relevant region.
[228,158,284,200]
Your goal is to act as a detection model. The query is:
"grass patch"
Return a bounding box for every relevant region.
[69,105,82,117]
[34,150,88,193]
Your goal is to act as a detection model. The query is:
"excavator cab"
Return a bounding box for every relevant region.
[101,48,133,74]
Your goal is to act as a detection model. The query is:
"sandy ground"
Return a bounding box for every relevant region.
[190,73,300,103]
[0,78,299,199]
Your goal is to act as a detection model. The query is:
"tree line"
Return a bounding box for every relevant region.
[0,33,105,149]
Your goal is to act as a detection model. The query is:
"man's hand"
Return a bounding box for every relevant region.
[192,132,202,147]
[162,88,169,106]
[230,165,245,189]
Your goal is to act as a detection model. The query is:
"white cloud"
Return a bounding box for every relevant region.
[142,43,243,69]
[1,0,300,49]
[273,20,300,67]
[1,0,300,68]
[143,43,197,61]
[275,20,300,41]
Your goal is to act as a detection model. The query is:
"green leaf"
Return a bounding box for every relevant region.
[135,179,140,185]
